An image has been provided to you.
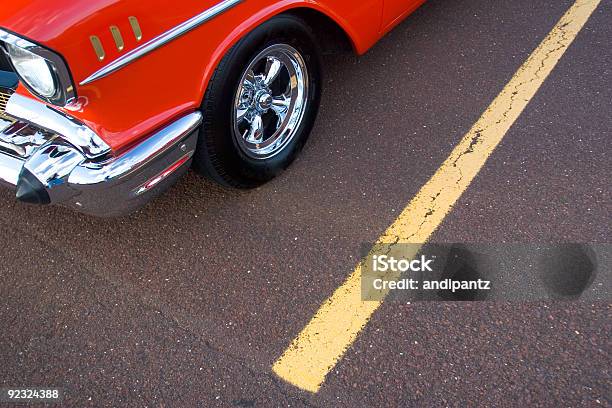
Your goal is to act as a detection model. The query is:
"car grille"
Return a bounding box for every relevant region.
[1,47,16,118]
[0,88,12,118]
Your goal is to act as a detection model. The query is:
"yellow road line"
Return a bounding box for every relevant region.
[272,0,602,393]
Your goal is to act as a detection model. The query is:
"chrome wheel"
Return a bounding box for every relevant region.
[232,44,309,160]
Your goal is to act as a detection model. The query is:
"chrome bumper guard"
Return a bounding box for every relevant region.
[0,92,202,216]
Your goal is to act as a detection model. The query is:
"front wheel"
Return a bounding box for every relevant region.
[193,15,322,188]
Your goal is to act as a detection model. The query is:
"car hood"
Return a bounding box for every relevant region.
[0,0,118,43]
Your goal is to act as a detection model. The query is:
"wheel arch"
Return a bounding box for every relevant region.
[196,2,361,106]
[281,7,357,55]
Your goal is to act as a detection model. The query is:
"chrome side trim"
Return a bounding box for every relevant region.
[80,0,244,86]
[5,93,110,158]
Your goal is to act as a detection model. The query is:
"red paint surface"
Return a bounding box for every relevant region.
[0,0,425,152]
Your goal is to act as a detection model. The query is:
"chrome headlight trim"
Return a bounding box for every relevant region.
[0,28,76,106]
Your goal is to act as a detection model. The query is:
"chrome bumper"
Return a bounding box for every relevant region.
[0,92,202,216]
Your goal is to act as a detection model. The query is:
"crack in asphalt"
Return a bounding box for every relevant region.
[366,12,577,264]
[0,1,596,401]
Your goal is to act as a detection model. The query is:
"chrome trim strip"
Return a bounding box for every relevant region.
[5,93,110,158]
[80,0,243,86]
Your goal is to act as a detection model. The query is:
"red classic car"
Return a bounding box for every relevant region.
[0,0,425,216]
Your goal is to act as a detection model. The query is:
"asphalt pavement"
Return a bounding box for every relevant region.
[0,0,610,406]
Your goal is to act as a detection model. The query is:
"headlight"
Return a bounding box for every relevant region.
[5,43,56,98]
[0,29,76,106]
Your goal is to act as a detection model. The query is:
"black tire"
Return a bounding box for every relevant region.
[193,14,322,188]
